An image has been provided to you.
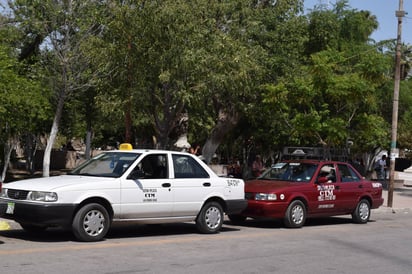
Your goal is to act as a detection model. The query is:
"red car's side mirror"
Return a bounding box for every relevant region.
[317,176,329,184]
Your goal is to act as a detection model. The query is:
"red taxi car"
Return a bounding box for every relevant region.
[229,160,384,227]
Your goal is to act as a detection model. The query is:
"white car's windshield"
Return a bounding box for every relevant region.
[69,152,140,178]
[259,162,318,182]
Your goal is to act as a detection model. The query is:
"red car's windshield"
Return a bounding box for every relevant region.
[259,162,318,182]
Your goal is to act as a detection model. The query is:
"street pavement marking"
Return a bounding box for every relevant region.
[0,231,278,255]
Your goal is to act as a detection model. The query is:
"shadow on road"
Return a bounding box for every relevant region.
[0,214,381,243]
[0,222,241,243]
[225,215,372,229]
[0,228,74,242]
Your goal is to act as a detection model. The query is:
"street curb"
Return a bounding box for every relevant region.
[404,181,412,187]
[373,206,411,214]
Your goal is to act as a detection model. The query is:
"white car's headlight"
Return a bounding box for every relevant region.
[255,193,277,201]
[28,191,58,202]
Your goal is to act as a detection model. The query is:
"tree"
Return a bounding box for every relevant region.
[188,0,307,163]
[90,0,267,157]
[234,0,307,158]
[375,40,412,159]
[0,42,48,181]
[9,0,106,176]
[262,0,392,166]
[84,1,161,149]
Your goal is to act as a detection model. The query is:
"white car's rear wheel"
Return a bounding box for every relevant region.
[196,201,223,233]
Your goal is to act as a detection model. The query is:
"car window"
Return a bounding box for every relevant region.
[338,164,361,182]
[260,162,317,182]
[172,154,209,178]
[134,154,168,179]
[318,164,337,183]
[69,152,140,177]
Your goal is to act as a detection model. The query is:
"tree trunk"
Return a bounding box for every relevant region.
[153,83,184,150]
[124,97,132,143]
[202,108,239,164]
[43,119,59,177]
[1,137,17,182]
[24,133,37,174]
[85,118,92,160]
[43,90,66,177]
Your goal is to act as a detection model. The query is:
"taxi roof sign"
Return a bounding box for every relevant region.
[119,143,133,150]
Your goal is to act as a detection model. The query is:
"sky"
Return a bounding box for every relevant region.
[305,0,412,44]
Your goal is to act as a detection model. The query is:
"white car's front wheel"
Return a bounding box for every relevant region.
[72,203,110,242]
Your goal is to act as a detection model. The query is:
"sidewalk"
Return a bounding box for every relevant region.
[380,188,412,212]
[377,171,412,212]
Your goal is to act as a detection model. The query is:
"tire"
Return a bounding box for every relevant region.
[19,223,48,233]
[72,203,110,242]
[284,200,306,228]
[352,199,370,224]
[196,201,223,234]
[228,214,247,224]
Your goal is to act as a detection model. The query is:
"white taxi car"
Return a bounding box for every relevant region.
[0,144,246,241]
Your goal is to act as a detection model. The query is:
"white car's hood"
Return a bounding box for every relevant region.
[3,175,117,192]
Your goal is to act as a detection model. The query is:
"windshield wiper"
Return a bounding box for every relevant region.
[72,172,100,177]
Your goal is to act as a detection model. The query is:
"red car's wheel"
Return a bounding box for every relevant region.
[284,200,306,228]
[352,199,370,224]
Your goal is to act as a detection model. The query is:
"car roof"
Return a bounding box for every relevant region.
[281,159,350,165]
[105,149,192,155]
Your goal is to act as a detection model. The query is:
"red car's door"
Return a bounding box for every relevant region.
[334,163,365,211]
[312,163,342,214]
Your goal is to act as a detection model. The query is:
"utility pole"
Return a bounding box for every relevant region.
[388,0,405,207]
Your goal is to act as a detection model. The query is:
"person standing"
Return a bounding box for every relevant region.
[378,155,387,180]
[252,155,264,177]
[189,145,200,155]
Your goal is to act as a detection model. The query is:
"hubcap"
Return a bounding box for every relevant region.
[83,210,105,236]
[205,206,221,229]
[292,205,304,224]
[359,203,369,220]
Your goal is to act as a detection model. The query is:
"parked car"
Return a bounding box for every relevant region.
[0,144,247,241]
[229,160,384,227]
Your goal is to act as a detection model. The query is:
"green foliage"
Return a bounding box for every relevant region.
[398,79,412,149]
[1,0,411,166]
[260,0,393,156]
[0,44,49,138]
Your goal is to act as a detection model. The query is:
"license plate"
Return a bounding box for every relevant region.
[6,202,15,214]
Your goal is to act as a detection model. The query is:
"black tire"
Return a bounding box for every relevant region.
[228,214,247,224]
[196,201,223,234]
[284,200,306,228]
[352,199,370,224]
[72,203,110,242]
[19,223,48,233]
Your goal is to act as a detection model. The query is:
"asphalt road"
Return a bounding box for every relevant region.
[1,209,412,274]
